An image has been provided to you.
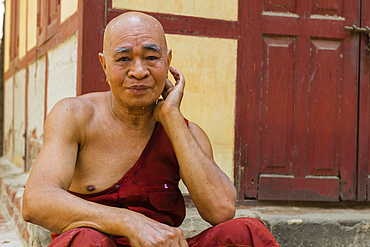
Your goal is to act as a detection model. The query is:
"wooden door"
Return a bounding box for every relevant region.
[235,0,360,201]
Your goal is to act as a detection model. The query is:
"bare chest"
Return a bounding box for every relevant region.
[69,129,152,194]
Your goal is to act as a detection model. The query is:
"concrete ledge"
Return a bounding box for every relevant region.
[181,205,370,246]
[257,206,370,246]
[267,214,370,246]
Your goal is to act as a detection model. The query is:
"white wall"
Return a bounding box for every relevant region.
[27,56,46,166]
[13,69,26,168]
[4,76,14,162]
[47,32,78,113]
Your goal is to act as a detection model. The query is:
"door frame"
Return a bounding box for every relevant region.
[358,0,370,201]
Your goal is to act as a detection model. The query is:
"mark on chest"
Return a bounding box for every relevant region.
[86,185,96,192]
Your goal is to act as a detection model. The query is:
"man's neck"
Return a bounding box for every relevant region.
[107,92,156,131]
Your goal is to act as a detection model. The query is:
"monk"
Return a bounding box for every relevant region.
[22,12,279,247]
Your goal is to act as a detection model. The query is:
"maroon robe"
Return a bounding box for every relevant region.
[49,122,279,247]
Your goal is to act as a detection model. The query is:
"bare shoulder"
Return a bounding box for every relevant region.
[46,94,96,124]
[188,121,214,160]
[44,92,108,143]
[27,92,109,187]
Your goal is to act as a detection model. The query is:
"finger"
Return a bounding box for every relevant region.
[165,78,174,89]
[162,88,174,99]
[162,79,174,98]
[170,67,180,82]
[172,228,188,247]
[180,238,189,247]
[169,67,185,91]
[176,70,185,88]
[178,234,189,247]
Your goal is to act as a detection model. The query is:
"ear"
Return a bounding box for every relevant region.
[166,49,172,68]
[98,53,108,81]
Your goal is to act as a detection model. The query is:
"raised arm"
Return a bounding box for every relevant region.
[22,98,188,247]
[154,67,237,226]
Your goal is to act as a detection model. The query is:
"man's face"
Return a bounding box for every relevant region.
[100,17,171,109]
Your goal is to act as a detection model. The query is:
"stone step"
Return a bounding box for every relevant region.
[0,208,24,247]
[181,205,370,247]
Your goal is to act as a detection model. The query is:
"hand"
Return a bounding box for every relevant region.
[128,213,188,247]
[153,67,185,123]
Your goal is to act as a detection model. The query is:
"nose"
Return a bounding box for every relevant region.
[128,58,149,79]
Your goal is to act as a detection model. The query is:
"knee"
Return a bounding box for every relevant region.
[188,217,279,246]
[50,228,116,247]
[227,217,267,229]
[216,217,257,237]
[221,217,272,235]
[215,217,278,246]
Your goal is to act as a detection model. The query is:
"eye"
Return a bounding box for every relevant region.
[118,57,129,62]
[146,56,158,60]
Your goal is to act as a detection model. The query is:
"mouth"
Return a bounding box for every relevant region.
[127,85,150,94]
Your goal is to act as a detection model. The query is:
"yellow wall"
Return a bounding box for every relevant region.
[61,0,78,23]
[166,34,237,181]
[4,0,11,71]
[27,0,37,51]
[5,0,37,61]
[112,0,238,21]
[19,0,27,59]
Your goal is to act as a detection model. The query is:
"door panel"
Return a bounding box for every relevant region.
[307,40,343,176]
[260,36,295,175]
[264,0,296,13]
[239,0,360,201]
[312,0,342,16]
[258,175,339,201]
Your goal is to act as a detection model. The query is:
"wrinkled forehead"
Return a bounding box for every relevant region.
[103,13,167,54]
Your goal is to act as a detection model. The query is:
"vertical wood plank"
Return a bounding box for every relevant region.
[358,0,370,201]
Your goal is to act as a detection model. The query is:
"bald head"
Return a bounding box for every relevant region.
[103,12,168,55]
[98,11,172,98]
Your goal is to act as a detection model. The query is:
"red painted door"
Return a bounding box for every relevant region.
[236,0,360,201]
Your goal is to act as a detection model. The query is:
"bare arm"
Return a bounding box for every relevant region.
[22,98,188,247]
[154,67,237,226]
